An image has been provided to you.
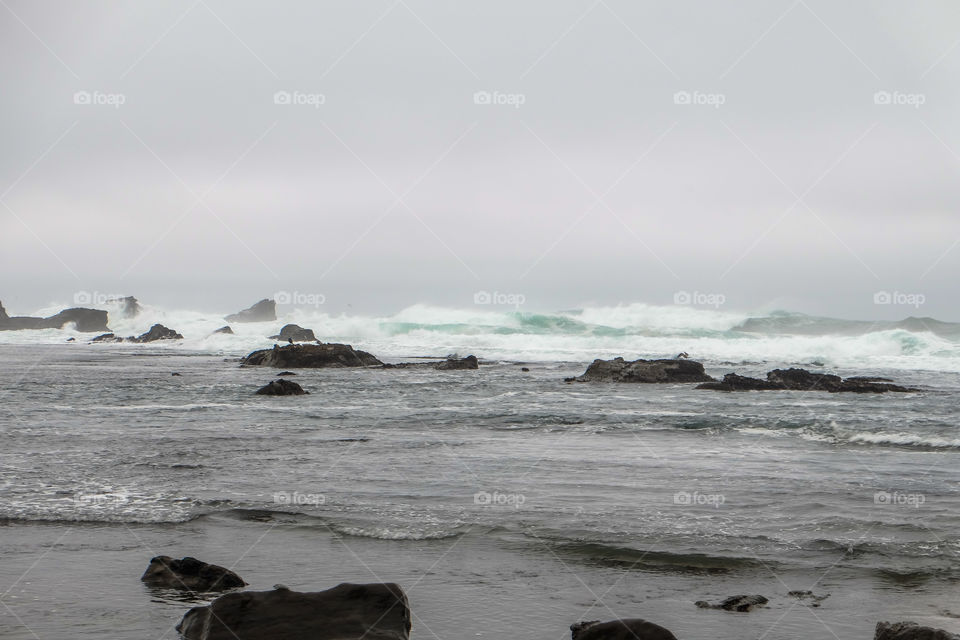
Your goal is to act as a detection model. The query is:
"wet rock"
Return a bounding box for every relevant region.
[875,621,960,640]
[696,368,917,393]
[140,556,245,592]
[256,379,308,396]
[225,299,276,323]
[573,357,714,383]
[767,368,843,391]
[176,582,411,640]
[695,594,768,612]
[435,354,478,370]
[130,324,183,343]
[212,326,234,335]
[90,333,123,343]
[788,590,830,607]
[276,371,297,376]
[521,367,530,372]
[696,373,785,391]
[242,343,382,368]
[269,324,317,342]
[571,619,677,640]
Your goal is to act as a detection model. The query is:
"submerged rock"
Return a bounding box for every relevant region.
[0,301,110,332]
[435,354,479,370]
[256,379,308,396]
[875,621,960,640]
[571,619,677,640]
[269,324,317,342]
[697,368,916,393]
[573,357,714,383]
[141,556,245,592]
[225,298,276,323]
[242,343,382,368]
[695,594,769,611]
[176,583,411,640]
[130,324,183,343]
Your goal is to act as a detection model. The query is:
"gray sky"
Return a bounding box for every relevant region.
[1,1,959,318]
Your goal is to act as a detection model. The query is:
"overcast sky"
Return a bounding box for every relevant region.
[1,1,959,318]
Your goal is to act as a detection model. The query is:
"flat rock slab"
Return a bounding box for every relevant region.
[242,343,382,368]
[177,583,411,640]
[571,619,677,640]
[571,357,714,383]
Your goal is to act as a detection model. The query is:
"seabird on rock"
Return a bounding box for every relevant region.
[676,352,690,359]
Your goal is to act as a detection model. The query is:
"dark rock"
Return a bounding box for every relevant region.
[176,583,411,640]
[767,368,843,391]
[140,556,246,592]
[225,299,276,323]
[838,378,916,393]
[66,337,75,342]
[435,354,478,370]
[276,371,297,376]
[0,301,110,332]
[256,379,308,396]
[571,619,677,640]
[171,373,181,377]
[573,357,714,383]
[696,373,787,391]
[91,333,123,343]
[107,295,140,318]
[875,621,960,640]
[269,324,317,342]
[846,376,894,383]
[242,343,382,368]
[212,326,234,335]
[695,594,768,612]
[130,324,183,343]
[521,367,530,372]
[788,590,830,607]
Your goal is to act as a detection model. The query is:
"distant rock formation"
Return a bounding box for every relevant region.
[696,369,916,393]
[256,379,308,395]
[225,299,276,323]
[141,556,246,592]
[569,357,714,383]
[571,619,677,640]
[875,621,960,640]
[212,326,234,335]
[242,343,382,368]
[0,301,110,332]
[176,583,411,640]
[130,324,183,343]
[106,295,140,318]
[268,324,316,342]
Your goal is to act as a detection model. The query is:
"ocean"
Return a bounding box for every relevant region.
[1,302,959,639]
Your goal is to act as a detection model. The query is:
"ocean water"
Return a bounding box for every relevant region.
[2,302,960,639]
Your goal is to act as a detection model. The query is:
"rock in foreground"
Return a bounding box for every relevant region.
[571,357,714,383]
[177,583,411,640]
[141,556,245,592]
[875,621,960,640]
[571,619,677,640]
[225,299,276,323]
[256,379,308,395]
[242,343,382,368]
[269,324,317,342]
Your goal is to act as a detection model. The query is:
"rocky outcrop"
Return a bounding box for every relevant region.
[570,357,714,383]
[875,622,960,640]
[695,594,768,612]
[269,324,317,342]
[140,556,245,592]
[242,343,382,368]
[130,324,183,343]
[176,583,411,640]
[571,619,677,640]
[212,326,234,335]
[435,355,479,370]
[225,299,276,323]
[0,301,110,332]
[109,295,140,318]
[256,379,308,395]
[696,368,916,393]
[91,333,123,343]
